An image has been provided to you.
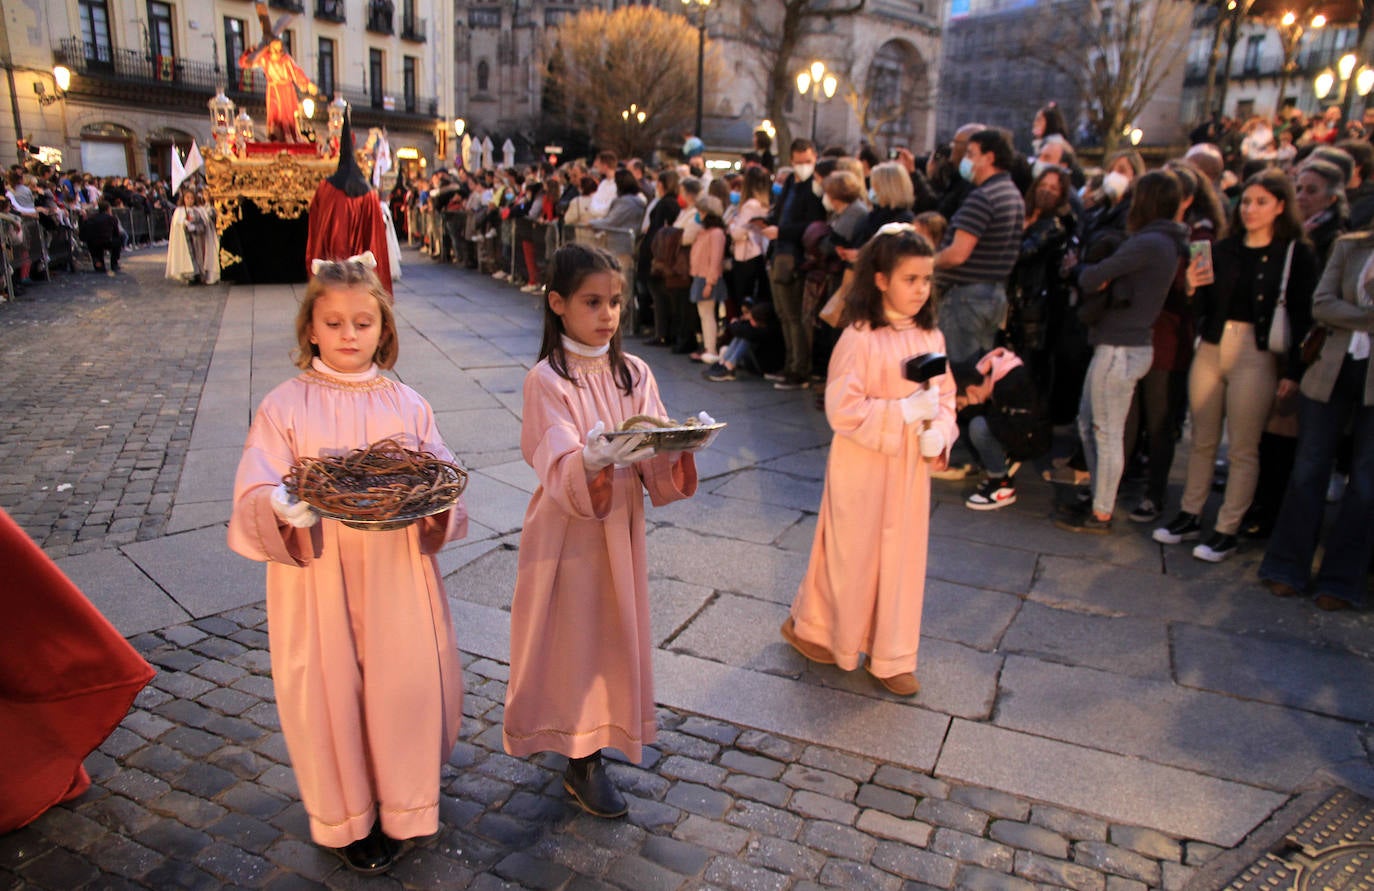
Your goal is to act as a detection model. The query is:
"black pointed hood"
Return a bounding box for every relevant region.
[327,112,371,198]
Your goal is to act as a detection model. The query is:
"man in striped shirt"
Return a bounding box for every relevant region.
[933,129,1024,363]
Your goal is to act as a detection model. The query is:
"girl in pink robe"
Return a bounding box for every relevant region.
[784,226,957,697]
[504,244,700,818]
[227,258,466,875]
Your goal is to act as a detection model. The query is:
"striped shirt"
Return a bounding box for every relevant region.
[939,172,1024,287]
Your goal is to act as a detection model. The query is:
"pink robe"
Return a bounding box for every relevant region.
[504,352,697,763]
[227,367,467,847]
[788,322,958,678]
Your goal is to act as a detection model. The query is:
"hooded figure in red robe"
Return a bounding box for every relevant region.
[0,509,155,832]
[305,113,393,297]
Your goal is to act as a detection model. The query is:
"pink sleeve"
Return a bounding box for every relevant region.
[707,229,726,280]
[632,367,699,505]
[226,402,311,567]
[413,396,470,554]
[824,329,906,455]
[521,370,613,520]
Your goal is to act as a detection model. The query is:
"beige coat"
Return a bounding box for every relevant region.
[1303,233,1374,406]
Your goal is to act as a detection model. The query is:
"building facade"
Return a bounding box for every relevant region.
[449,0,942,164]
[1180,8,1360,125]
[1,0,452,181]
[937,0,1189,152]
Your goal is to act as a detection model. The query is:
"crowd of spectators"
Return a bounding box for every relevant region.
[396,104,1374,611]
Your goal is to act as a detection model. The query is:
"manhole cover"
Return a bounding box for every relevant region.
[1225,789,1374,890]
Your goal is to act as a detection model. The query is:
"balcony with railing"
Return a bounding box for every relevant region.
[52,37,438,121]
[315,0,346,23]
[269,0,305,11]
[367,2,395,35]
[401,16,426,41]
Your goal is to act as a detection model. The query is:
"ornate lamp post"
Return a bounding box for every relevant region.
[1315,52,1374,120]
[234,109,255,156]
[208,89,236,156]
[621,103,647,155]
[796,61,837,143]
[682,0,710,139]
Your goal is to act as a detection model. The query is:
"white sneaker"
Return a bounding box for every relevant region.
[492,271,508,280]
[521,283,542,293]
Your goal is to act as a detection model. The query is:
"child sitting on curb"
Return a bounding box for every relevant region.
[704,302,785,382]
[951,347,1050,510]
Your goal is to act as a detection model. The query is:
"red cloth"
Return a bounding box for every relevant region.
[305,181,393,297]
[0,509,155,833]
[244,142,320,158]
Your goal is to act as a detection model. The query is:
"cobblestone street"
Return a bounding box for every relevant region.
[3,245,1371,890]
[0,253,223,557]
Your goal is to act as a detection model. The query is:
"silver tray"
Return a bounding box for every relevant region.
[602,421,727,453]
[312,491,462,531]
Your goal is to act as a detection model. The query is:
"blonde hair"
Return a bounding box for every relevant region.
[823,170,864,204]
[834,157,865,180]
[293,260,399,369]
[869,161,914,209]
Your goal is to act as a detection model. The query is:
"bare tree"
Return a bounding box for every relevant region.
[736,0,867,152]
[543,5,724,158]
[838,47,931,151]
[1017,0,1191,153]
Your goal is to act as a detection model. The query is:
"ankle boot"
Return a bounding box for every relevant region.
[563,751,628,818]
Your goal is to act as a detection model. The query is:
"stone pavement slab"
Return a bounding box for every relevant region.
[1172,624,1374,723]
[994,655,1366,789]
[936,721,1286,847]
[54,549,191,635]
[121,525,264,618]
[999,600,1171,679]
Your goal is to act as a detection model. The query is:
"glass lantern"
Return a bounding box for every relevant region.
[234,109,255,156]
[327,94,348,157]
[207,90,236,156]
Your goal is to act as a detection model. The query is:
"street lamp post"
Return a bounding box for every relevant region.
[1315,52,1374,121]
[1274,10,1324,117]
[621,103,647,156]
[795,61,837,143]
[682,0,710,140]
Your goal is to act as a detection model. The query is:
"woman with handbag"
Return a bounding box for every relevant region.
[1055,170,1188,534]
[1259,231,1374,610]
[1154,169,1317,562]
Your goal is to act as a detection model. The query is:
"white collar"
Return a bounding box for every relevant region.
[561,335,609,357]
[311,356,380,380]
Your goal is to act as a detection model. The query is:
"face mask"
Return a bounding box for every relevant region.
[869,188,879,204]
[822,194,835,213]
[678,194,690,209]
[771,182,783,197]
[1103,171,1130,201]
[958,157,975,181]
[729,191,740,205]
[793,163,815,183]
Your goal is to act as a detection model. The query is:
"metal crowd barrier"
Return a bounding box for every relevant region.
[569,225,640,328]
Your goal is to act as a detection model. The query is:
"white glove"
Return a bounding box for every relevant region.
[919,427,946,459]
[696,411,716,425]
[271,483,319,528]
[582,421,656,472]
[899,387,941,425]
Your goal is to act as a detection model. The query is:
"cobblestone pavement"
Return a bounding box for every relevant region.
[0,250,225,557]
[1,606,1215,891]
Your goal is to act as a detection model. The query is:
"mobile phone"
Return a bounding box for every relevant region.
[1189,240,1214,284]
[888,148,900,160]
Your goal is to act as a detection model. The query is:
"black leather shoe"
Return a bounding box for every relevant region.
[328,823,395,875]
[564,752,628,818]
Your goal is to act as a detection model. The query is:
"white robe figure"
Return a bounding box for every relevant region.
[380,199,403,282]
[166,205,220,284]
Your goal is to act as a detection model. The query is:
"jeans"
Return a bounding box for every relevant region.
[1260,357,1374,605]
[938,280,1008,363]
[1079,344,1154,518]
[966,415,1009,477]
[1123,367,1188,506]
[721,336,759,373]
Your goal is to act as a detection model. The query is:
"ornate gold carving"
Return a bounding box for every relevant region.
[203,150,342,237]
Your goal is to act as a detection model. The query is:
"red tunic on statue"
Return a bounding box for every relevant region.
[306,181,394,297]
[0,509,155,833]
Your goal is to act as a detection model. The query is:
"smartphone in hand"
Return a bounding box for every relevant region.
[1189,240,1214,286]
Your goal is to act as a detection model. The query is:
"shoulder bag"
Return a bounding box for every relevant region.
[1267,241,1295,354]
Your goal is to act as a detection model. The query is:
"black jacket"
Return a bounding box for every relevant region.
[767,173,826,256]
[79,211,120,246]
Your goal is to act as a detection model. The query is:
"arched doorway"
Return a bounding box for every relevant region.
[864,41,931,152]
[148,128,198,187]
[79,123,135,177]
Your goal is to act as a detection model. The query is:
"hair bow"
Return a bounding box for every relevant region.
[310,251,377,275]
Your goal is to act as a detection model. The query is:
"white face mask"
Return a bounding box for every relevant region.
[822,194,836,213]
[793,163,815,183]
[1103,171,1130,201]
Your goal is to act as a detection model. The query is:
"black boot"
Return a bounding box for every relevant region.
[563,751,627,818]
[328,821,395,875]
